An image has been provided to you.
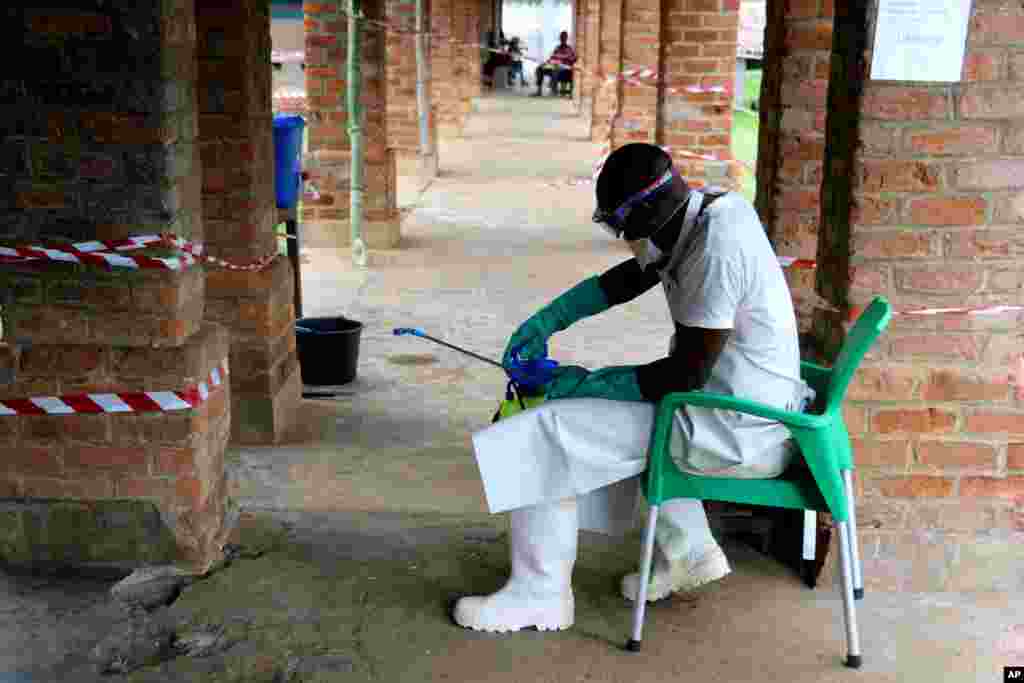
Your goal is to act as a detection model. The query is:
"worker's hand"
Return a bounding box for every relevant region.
[502,315,553,369]
[501,277,610,370]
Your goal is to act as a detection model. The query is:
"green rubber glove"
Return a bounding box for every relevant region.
[502,276,610,368]
[544,365,647,402]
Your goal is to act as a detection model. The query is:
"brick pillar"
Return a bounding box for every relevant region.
[0,1,233,574]
[756,0,833,331]
[387,0,439,189]
[578,0,602,130]
[572,0,585,113]
[459,0,482,105]
[432,0,468,137]
[196,0,301,445]
[479,0,494,55]
[589,0,740,190]
[658,0,740,190]
[592,0,624,143]
[609,0,661,148]
[303,0,401,249]
[814,1,1024,592]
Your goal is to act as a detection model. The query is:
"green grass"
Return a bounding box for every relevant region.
[731,108,759,203]
[729,66,762,202]
[741,68,763,112]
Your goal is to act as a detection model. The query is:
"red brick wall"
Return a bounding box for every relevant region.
[756,0,833,330]
[589,0,741,190]
[197,0,278,264]
[458,0,481,108]
[572,0,586,113]
[0,0,234,573]
[303,0,400,245]
[480,0,494,57]
[197,0,301,444]
[205,257,300,444]
[591,0,624,143]
[658,0,740,190]
[431,0,468,136]
[0,325,233,571]
[386,0,432,155]
[612,0,661,147]
[814,0,1024,591]
[0,4,202,247]
[578,0,602,132]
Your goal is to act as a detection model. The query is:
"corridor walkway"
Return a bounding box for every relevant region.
[238,92,662,517]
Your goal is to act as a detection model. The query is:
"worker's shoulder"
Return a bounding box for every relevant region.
[701,193,768,252]
[702,192,760,230]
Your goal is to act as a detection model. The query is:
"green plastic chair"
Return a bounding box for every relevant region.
[627,297,892,669]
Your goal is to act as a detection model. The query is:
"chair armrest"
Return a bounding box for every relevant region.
[644,390,827,504]
[656,390,824,429]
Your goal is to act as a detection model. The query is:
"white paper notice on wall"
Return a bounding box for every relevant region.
[870,0,973,82]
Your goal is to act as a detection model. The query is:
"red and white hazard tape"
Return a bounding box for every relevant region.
[0,234,275,273]
[777,257,817,270]
[592,144,753,184]
[896,304,1024,318]
[605,70,731,98]
[0,360,229,417]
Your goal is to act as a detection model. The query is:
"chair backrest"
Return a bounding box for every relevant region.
[822,297,892,416]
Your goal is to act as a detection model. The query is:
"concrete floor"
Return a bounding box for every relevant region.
[3,91,1022,682]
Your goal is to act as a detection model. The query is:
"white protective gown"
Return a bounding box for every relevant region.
[471,190,815,535]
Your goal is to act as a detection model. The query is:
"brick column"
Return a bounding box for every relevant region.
[197,0,302,444]
[0,1,233,574]
[458,0,481,107]
[432,0,467,137]
[302,0,400,249]
[387,0,439,189]
[657,0,740,190]
[609,0,661,148]
[578,0,602,130]
[571,0,585,113]
[814,0,1024,592]
[592,0,624,143]
[756,0,834,331]
[589,0,741,190]
[479,0,495,71]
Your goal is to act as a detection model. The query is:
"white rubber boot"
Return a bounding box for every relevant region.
[621,499,731,603]
[453,497,577,632]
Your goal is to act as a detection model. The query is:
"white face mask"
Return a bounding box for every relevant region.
[625,189,702,272]
[628,238,664,271]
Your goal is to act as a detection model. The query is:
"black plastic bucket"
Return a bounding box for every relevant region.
[295,317,364,386]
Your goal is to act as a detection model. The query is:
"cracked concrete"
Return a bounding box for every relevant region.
[2,91,1022,682]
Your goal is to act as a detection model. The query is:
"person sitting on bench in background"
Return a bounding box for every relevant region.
[533,31,576,97]
[482,31,512,88]
[507,37,526,87]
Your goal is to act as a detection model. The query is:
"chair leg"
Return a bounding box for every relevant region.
[627,504,659,652]
[802,509,817,589]
[837,521,862,668]
[842,470,864,600]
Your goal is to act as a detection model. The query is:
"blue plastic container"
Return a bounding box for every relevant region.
[272,114,306,209]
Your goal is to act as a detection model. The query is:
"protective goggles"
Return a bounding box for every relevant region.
[592,168,674,239]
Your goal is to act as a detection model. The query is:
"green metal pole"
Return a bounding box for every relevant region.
[347,0,368,266]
